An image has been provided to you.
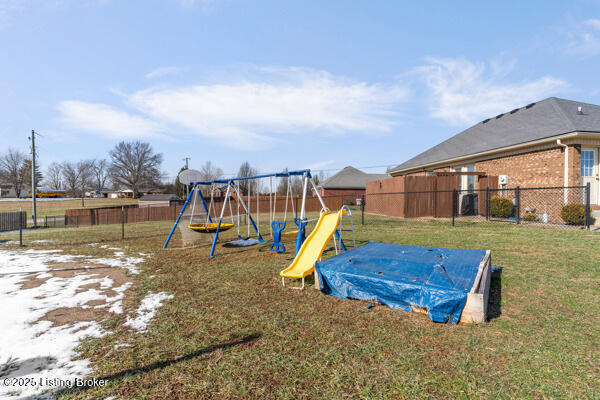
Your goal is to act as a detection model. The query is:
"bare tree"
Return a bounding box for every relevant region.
[198,161,224,195]
[276,168,288,195]
[291,176,304,195]
[313,170,329,186]
[200,161,223,182]
[90,159,109,192]
[0,148,27,197]
[108,141,163,198]
[62,160,93,197]
[237,161,258,195]
[45,162,63,190]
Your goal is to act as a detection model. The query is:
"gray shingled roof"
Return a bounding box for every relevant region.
[320,166,389,189]
[390,97,600,173]
[139,194,179,201]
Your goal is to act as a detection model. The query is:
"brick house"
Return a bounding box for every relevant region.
[389,97,600,205]
[317,166,388,198]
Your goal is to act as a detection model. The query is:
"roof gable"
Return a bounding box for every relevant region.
[320,166,388,189]
[390,97,600,173]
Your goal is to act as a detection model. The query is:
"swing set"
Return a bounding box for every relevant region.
[163,169,328,258]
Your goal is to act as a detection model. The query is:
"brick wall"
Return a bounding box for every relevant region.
[403,145,581,189]
[476,146,580,188]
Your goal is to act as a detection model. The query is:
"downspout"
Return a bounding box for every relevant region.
[557,140,569,204]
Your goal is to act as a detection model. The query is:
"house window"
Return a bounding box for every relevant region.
[581,150,595,177]
[453,165,476,192]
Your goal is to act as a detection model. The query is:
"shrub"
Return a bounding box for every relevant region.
[561,204,586,225]
[489,196,514,218]
[523,212,538,222]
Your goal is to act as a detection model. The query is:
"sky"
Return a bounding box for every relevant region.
[2,0,600,181]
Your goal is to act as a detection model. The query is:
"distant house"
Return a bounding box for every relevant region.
[107,189,134,199]
[389,97,600,205]
[317,166,388,198]
[0,184,16,198]
[138,194,181,208]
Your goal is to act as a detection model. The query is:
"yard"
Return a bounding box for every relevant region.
[0,198,138,219]
[1,216,598,399]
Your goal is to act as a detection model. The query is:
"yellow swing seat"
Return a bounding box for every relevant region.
[188,223,234,233]
[281,230,298,238]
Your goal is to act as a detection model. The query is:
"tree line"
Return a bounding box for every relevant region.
[174,160,329,199]
[0,141,163,198]
[0,139,329,199]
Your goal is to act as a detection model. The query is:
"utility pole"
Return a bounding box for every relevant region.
[29,130,38,228]
[183,157,190,169]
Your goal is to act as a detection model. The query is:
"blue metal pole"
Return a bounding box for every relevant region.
[163,183,196,249]
[192,169,312,186]
[247,214,266,243]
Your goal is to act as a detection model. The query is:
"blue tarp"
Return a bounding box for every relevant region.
[315,242,488,324]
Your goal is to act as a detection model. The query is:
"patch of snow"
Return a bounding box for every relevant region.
[31,240,52,243]
[0,248,139,399]
[125,292,173,333]
[89,255,144,275]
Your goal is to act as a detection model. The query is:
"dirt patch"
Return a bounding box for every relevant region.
[41,307,112,327]
[21,261,138,328]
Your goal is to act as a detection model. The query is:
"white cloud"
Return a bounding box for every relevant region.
[306,160,335,170]
[129,67,407,149]
[585,18,600,30]
[414,57,567,126]
[145,66,188,79]
[58,101,162,139]
[564,18,600,56]
[57,67,408,150]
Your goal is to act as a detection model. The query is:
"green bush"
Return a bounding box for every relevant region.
[489,196,514,218]
[561,204,586,225]
[523,211,538,222]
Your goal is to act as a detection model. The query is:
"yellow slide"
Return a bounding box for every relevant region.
[280,210,342,284]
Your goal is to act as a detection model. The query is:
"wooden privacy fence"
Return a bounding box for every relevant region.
[365,175,498,219]
[0,211,27,232]
[64,195,346,226]
[365,175,459,218]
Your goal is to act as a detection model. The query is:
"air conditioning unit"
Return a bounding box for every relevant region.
[498,175,508,186]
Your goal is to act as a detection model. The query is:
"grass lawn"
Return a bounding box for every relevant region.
[0,198,138,218]
[6,216,599,399]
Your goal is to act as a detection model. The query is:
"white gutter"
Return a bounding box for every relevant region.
[556,139,569,204]
[390,131,600,176]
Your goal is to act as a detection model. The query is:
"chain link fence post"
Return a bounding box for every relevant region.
[485,188,490,221]
[19,208,23,247]
[515,186,520,224]
[121,206,125,240]
[361,194,365,225]
[452,189,456,227]
[586,182,591,230]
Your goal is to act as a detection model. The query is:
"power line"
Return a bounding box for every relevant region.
[163,163,396,181]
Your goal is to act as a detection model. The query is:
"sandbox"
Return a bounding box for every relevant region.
[315,242,491,324]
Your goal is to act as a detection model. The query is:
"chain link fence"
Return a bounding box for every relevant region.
[361,184,592,230]
[0,194,363,248]
[0,186,593,249]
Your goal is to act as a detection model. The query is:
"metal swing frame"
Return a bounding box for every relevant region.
[163,169,328,259]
